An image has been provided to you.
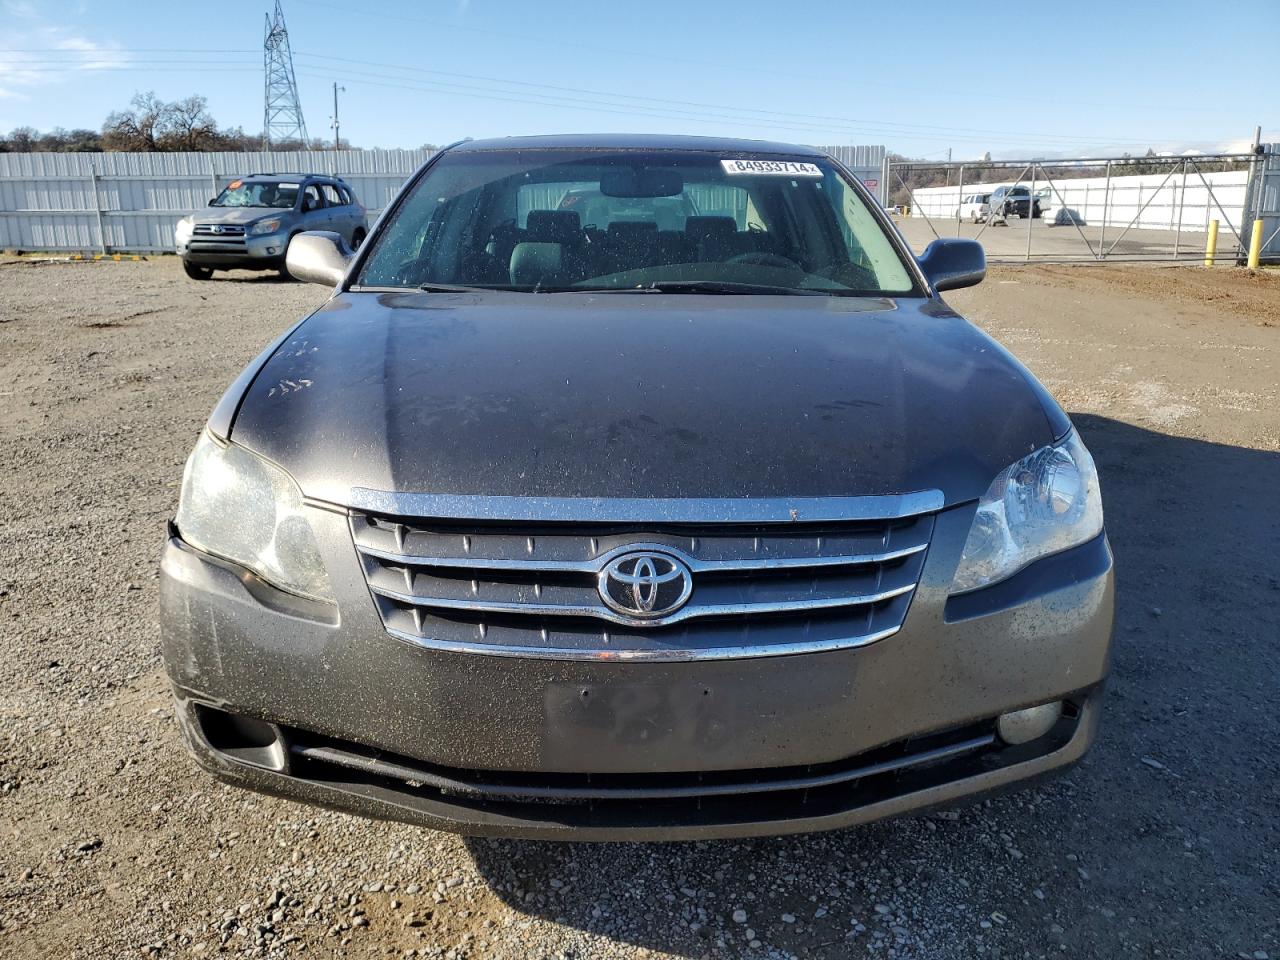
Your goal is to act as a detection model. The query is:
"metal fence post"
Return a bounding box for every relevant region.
[955,164,965,236]
[1174,159,1187,257]
[1098,161,1111,259]
[1026,163,1036,261]
[89,162,107,255]
[209,155,218,202]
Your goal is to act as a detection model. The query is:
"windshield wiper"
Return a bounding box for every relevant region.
[579,280,825,296]
[416,282,489,292]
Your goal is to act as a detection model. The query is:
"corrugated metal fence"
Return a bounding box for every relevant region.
[0,145,885,254]
[0,149,432,253]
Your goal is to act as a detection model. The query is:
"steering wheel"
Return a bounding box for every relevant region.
[726,251,801,269]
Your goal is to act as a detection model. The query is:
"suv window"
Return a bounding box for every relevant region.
[321,184,345,207]
[210,179,299,208]
[357,149,919,296]
[301,184,324,212]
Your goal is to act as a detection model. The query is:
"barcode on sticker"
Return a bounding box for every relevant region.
[720,159,823,177]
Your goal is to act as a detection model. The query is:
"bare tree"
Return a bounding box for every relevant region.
[162,95,219,151]
[2,127,39,152]
[102,91,169,151]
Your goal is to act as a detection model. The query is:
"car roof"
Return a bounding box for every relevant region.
[448,133,828,157]
[241,173,348,182]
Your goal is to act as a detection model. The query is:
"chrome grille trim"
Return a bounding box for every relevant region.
[350,492,939,661]
[381,622,907,662]
[366,580,917,628]
[348,489,945,523]
[353,539,928,574]
[193,223,247,236]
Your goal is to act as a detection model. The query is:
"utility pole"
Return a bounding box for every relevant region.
[331,82,345,151]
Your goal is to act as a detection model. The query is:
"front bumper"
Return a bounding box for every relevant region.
[160,502,1114,841]
[177,233,288,270]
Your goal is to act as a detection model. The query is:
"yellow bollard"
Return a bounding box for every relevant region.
[1247,218,1264,270]
[1204,219,1219,268]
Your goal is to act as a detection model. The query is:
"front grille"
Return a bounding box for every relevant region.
[193,223,246,237]
[351,501,935,660]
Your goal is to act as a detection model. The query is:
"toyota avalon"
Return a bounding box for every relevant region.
[160,134,1113,840]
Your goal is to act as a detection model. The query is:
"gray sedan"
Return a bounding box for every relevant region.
[161,134,1113,841]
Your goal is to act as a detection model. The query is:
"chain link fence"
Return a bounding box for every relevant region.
[886,151,1274,264]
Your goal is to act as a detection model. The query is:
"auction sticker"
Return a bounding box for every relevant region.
[721,159,823,177]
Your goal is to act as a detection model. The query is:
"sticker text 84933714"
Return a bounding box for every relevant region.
[720,159,824,177]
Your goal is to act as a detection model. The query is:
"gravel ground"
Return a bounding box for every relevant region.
[1,257,1277,960]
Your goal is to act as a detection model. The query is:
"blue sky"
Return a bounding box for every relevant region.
[1,0,1276,158]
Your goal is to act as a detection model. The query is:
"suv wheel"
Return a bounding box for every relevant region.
[276,233,300,280]
[352,228,367,249]
[183,261,213,281]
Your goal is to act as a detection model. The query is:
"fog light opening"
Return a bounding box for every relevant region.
[996,701,1063,745]
[194,704,288,772]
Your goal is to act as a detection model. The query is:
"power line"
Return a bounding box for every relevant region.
[287,0,1182,115]
[0,46,1230,152]
[293,52,1165,147]
[0,47,257,53]
[2,66,260,73]
[0,46,1223,146]
[291,67,1171,152]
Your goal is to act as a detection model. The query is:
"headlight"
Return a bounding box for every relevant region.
[175,432,334,602]
[175,218,193,242]
[950,430,1103,595]
[248,217,283,236]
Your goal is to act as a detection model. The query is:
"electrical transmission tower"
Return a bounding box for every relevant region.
[262,0,308,148]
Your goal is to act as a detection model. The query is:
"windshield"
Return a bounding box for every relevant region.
[355,150,919,296]
[211,180,299,209]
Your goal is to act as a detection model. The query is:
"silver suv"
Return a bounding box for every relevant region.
[175,174,367,280]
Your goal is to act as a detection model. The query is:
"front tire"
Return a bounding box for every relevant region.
[183,261,213,281]
[352,228,367,249]
[276,233,300,280]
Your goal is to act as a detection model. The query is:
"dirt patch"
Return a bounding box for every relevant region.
[0,258,1276,960]
[1000,263,1280,326]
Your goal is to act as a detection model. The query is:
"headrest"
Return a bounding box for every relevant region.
[509,241,563,286]
[685,216,736,239]
[607,220,659,238]
[525,209,581,244]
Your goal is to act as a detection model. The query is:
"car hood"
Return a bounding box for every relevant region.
[191,207,293,225]
[229,290,1065,508]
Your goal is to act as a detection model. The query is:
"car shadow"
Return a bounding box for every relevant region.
[460,415,1280,958]
[207,272,294,283]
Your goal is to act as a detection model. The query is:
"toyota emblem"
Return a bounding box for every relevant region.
[598,550,693,621]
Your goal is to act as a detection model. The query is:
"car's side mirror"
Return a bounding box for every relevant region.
[286,231,353,287]
[918,238,985,292]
